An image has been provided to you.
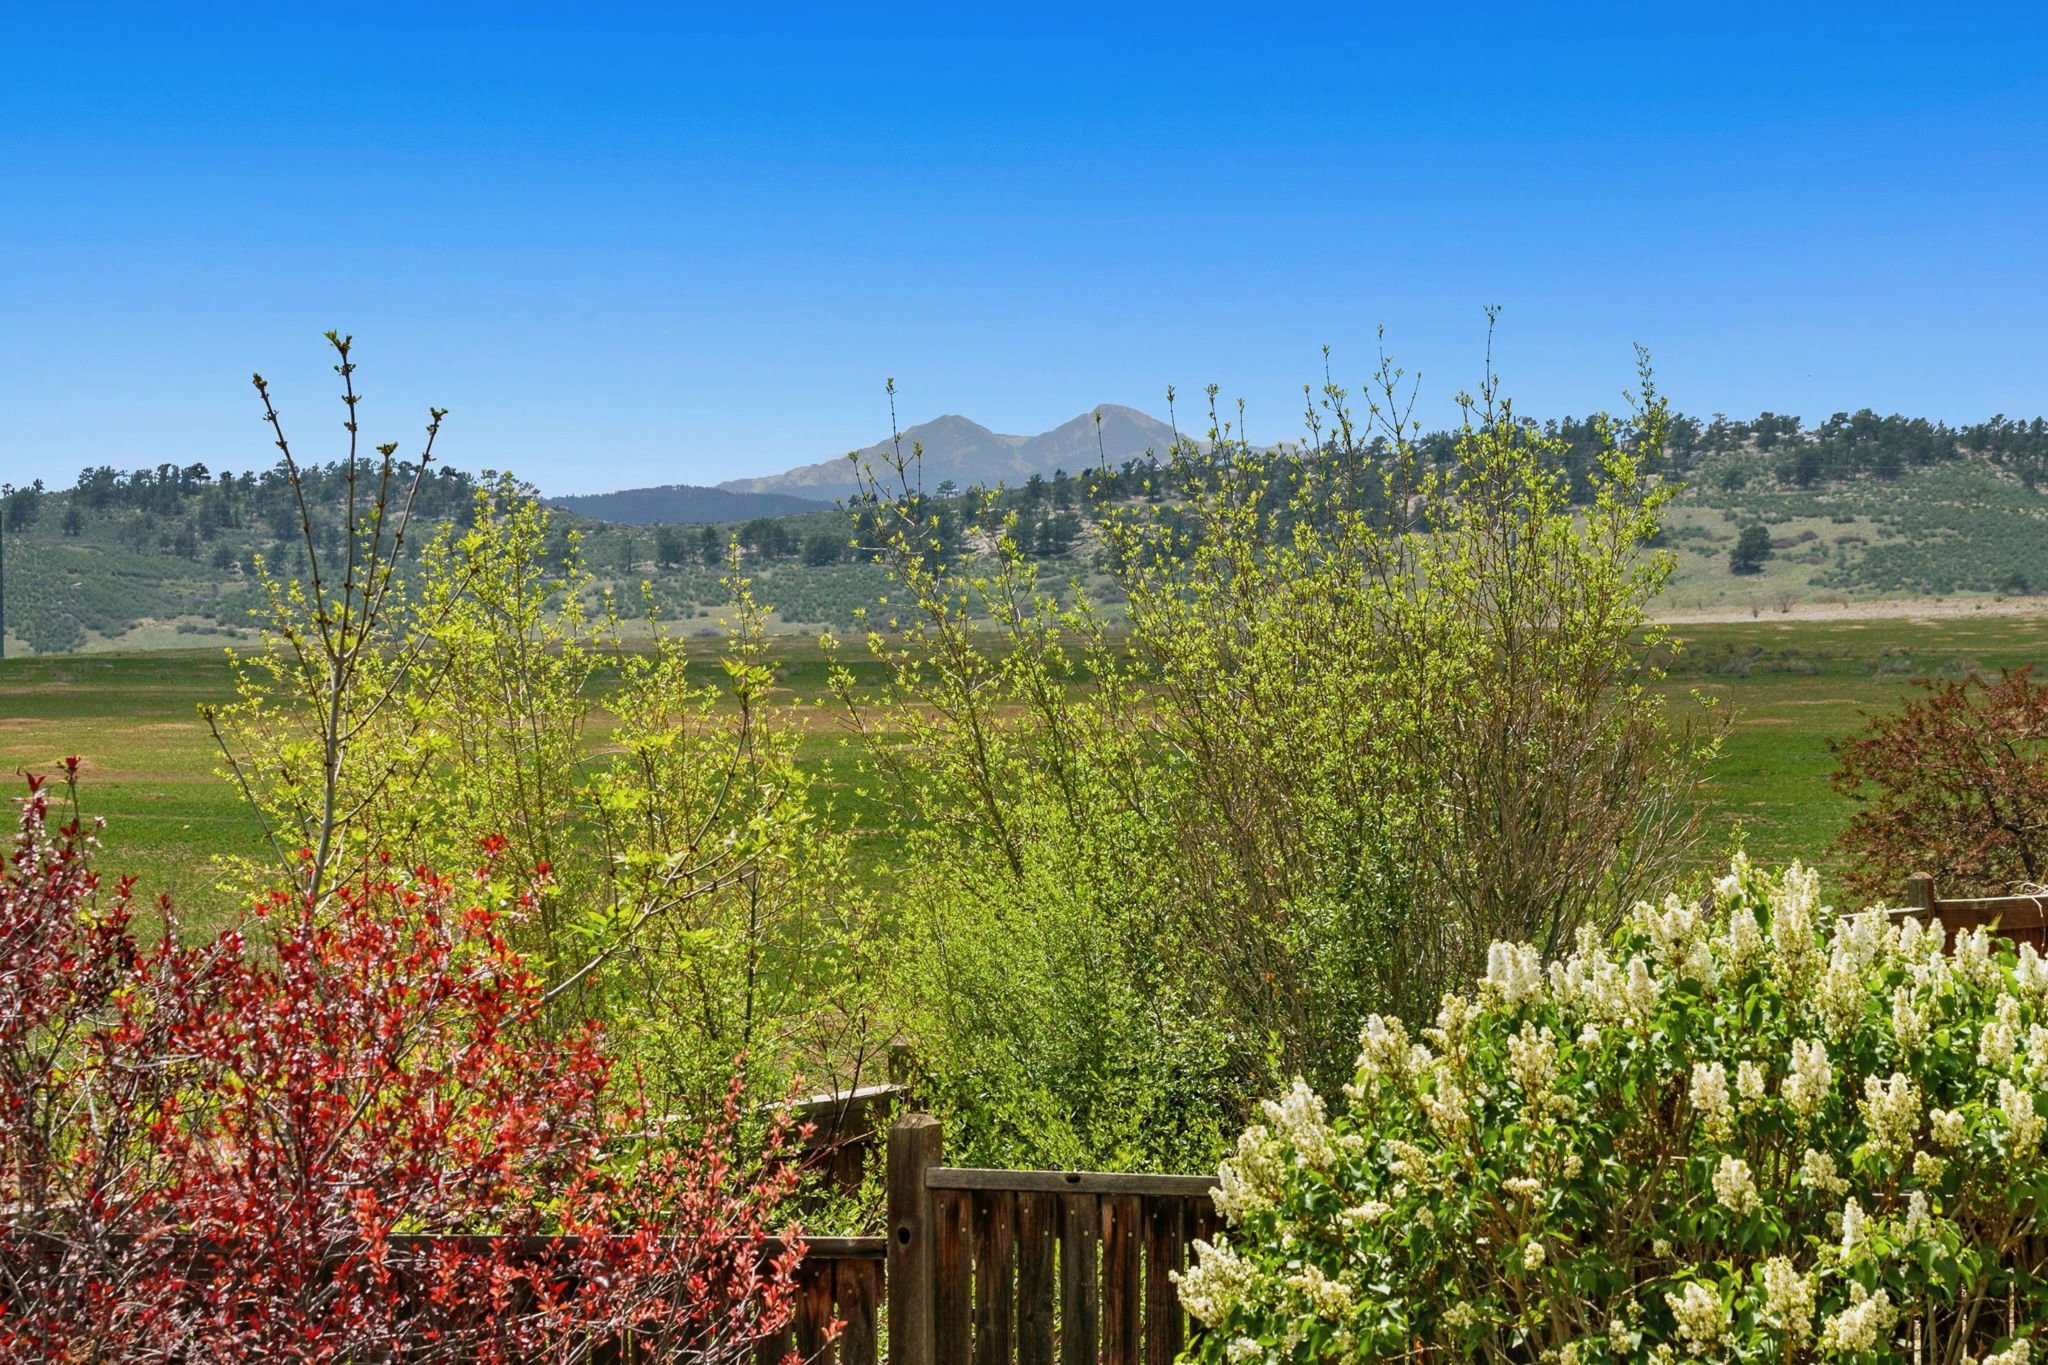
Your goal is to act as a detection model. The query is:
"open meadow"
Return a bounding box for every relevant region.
[6,609,2047,924]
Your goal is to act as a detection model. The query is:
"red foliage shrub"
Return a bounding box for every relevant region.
[1832,666,2048,897]
[0,765,813,1363]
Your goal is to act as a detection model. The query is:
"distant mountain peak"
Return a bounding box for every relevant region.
[717,406,1178,501]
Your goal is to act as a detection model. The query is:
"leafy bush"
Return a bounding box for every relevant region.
[1182,857,2048,1363]
[838,348,1714,1170]
[1,765,811,1363]
[1832,667,2048,898]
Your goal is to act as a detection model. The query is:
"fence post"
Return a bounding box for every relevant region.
[888,1112,943,1365]
[1906,872,1937,916]
[888,1036,915,1088]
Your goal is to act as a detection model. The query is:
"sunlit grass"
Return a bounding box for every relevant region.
[6,613,2047,926]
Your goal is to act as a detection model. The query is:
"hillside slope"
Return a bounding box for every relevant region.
[9,408,2048,654]
[547,484,828,524]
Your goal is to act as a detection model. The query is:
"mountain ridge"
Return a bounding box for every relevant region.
[713,404,1179,503]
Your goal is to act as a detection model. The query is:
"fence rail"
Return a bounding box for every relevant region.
[1893,871,2048,949]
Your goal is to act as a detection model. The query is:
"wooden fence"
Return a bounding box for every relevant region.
[757,1235,887,1365]
[1896,871,2048,950]
[884,1114,1219,1365]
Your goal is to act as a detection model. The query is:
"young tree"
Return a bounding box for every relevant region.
[203,333,450,909]
[802,531,843,566]
[1831,667,2048,897]
[205,340,883,1117]
[1729,523,1773,573]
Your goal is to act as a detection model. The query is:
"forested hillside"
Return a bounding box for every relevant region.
[5,406,2047,654]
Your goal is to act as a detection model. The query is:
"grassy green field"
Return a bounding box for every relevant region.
[1657,612,2048,878]
[4,612,2047,920]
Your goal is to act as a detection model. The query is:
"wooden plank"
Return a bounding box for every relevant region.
[1060,1192,1100,1365]
[797,1263,837,1365]
[755,1316,793,1365]
[973,1189,1017,1365]
[1144,1197,1185,1365]
[887,1114,943,1365]
[1101,1194,1141,1365]
[928,1168,1220,1197]
[1192,1195,1223,1248]
[1016,1192,1057,1365]
[935,1189,974,1365]
[837,1257,880,1365]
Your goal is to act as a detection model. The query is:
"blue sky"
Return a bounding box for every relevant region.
[2,2,2042,495]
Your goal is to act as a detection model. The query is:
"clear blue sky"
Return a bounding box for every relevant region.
[2,2,2042,495]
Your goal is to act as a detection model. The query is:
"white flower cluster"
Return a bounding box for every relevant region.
[1338,1200,1391,1229]
[1956,926,1998,986]
[1782,1038,1833,1116]
[1506,1022,1560,1107]
[1663,1280,1727,1352]
[1800,1147,1848,1196]
[1815,910,1891,1038]
[1905,1188,1932,1238]
[1484,940,1544,1006]
[1711,1154,1760,1216]
[1644,894,1717,982]
[1859,1071,1920,1162]
[1766,861,1824,986]
[1177,1237,1255,1325]
[1983,993,2023,1069]
[1816,1283,1897,1354]
[2019,944,2048,998]
[1759,1256,1815,1341]
[1723,903,1766,976]
[1282,1263,1352,1317]
[1892,983,1932,1053]
[1839,1196,1866,1256]
[1690,1060,1734,1144]
[1735,1058,1768,1112]
[1264,1080,1334,1167]
[2002,1078,2044,1152]
[1355,1013,1413,1079]
[1213,1122,1285,1222]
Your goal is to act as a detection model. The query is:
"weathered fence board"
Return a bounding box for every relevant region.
[1016,1192,1057,1365]
[935,1187,974,1362]
[1059,1192,1102,1365]
[837,1257,882,1365]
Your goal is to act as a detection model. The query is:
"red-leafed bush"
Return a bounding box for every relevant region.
[1832,666,2048,897]
[0,765,813,1363]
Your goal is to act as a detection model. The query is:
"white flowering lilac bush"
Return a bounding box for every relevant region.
[1181,857,2048,1363]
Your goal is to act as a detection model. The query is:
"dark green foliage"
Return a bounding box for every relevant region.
[548,483,828,524]
[1729,524,1773,574]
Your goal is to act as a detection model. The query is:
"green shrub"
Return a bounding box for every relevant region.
[1182,857,2048,1363]
[838,349,1714,1170]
